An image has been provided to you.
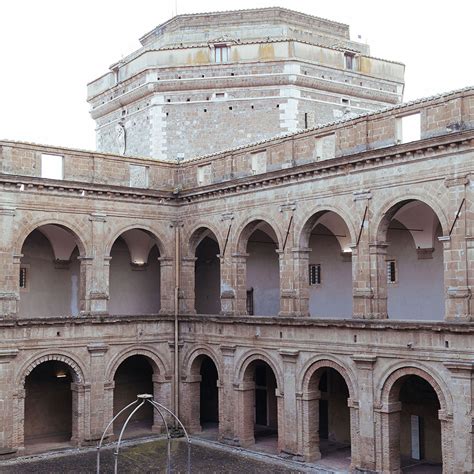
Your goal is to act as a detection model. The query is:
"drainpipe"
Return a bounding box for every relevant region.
[174,223,180,420]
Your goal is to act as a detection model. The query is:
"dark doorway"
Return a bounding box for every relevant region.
[200,356,219,426]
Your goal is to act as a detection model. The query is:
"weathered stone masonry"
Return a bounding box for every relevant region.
[0,86,473,472]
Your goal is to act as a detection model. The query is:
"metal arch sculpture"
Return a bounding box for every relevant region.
[96,394,190,474]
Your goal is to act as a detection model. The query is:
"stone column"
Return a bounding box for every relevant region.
[351,355,376,471]
[218,345,236,443]
[219,256,235,315]
[234,381,255,447]
[103,381,115,439]
[181,374,201,433]
[376,401,402,472]
[443,361,473,472]
[279,350,299,455]
[86,343,109,441]
[278,250,297,317]
[83,212,109,314]
[443,176,471,320]
[290,248,311,317]
[366,243,389,319]
[158,257,174,314]
[179,257,197,314]
[232,253,248,315]
[12,388,25,452]
[0,349,19,454]
[299,389,321,461]
[0,207,18,317]
[152,373,173,433]
[70,382,89,446]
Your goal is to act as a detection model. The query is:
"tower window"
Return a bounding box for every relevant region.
[309,264,321,285]
[214,45,229,63]
[344,52,356,70]
[387,260,398,284]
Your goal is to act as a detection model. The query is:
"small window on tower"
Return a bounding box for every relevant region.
[344,52,356,71]
[387,260,398,284]
[214,45,229,63]
[309,264,321,285]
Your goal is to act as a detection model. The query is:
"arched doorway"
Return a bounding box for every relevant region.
[113,355,154,437]
[24,361,74,449]
[19,224,83,317]
[109,229,161,315]
[193,231,221,314]
[238,221,280,316]
[300,211,353,318]
[378,200,444,320]
[239,359,279,453]
[304,366,352,469]
[387,374,443,472]
[200,357,219,431]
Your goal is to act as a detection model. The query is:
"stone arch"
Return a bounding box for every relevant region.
[233,215,283,254]
[182,345,222,379]
[299,355,358,401]
[15,218,89,257]
[372,193,449,244]
[105,224,167,258]
[185,224,224,257]
[106,346,169,383]
[17,351,86,387]
[235,350,283,390]
[378,362,452,414]
[296,205,358,250]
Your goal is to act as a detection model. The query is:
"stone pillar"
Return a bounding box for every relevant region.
[12,388,25,452]
[83,212,109,314]
[443,176,471,320]
[86,343,109,441]
[71,382,89,446]
[234,381,255,447]
[0,349,19,455]
[365,243,389,319]
[179,257,197,314]
[152,373,173,433]
[443,361,473,472]
[218,345,236,443]
[181,374,201,433]
[278,250,297,317]
[103,381,115,439]
[158,257,174,314]
[376,401,402,472]
[299,389,321,461]
[219,256,235,315]
[291,248,311,317]
[232,253,248,315]
[351,355,376,471]
[279,350,299,455]
[0,207,18,317]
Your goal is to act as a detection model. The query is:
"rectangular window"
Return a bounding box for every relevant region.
[41,153,63,180]
[344,53,356,70]
[387,260,397,284]
[197,164,212,186]
[246,288,254,315]
[309,264,321,285]
[251,151,267,175]
[19,266,28,290]
[215,45,229,63]
[314,133,336,161]
[396,113,421,144]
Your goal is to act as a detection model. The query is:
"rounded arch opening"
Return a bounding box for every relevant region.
[192,228,221,315]
[109,229,161,315]
[387,373,443,472]
[24,360,75,448]
[239,220,280,316]
[112,355,155,437]
[19,224,84,318]
[379,200,444,320]
[300,211,353,319]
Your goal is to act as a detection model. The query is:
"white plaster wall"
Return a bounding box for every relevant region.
[308,229,352,318]
[20,231,80,317]
[387,225,444,320]
[246,231,280,316]
[109,239,160,315]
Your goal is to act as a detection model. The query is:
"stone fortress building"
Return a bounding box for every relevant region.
[0,7,473,473]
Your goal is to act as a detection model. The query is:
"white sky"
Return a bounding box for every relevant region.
[0,0,472,150]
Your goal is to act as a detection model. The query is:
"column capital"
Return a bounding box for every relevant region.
[279,349,299,363]
[352,354,377,369]
[443,360,474,378]
[0,348,19,362]
[87,342,109,355]
[220,345,236,356]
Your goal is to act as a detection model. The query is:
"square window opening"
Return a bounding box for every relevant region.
[41,154,63,180]
[397,113,421,144]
